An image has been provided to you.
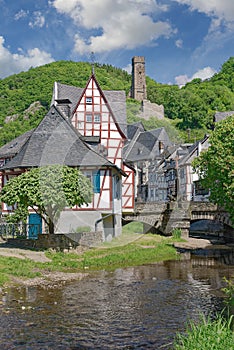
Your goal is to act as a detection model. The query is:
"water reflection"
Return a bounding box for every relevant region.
[0,258,233,349]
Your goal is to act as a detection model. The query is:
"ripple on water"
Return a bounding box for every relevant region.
[0,258,232,349]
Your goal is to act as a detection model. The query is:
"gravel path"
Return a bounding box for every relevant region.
[0,246,51,262]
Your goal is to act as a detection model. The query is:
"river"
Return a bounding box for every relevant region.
[0,253,233,349]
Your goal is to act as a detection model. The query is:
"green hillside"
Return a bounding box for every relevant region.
[147,57,234,132]
[0,57,233,146]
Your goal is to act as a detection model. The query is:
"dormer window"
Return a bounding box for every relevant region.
[86,97,92,104]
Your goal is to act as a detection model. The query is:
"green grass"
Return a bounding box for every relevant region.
[173,314,234,350]
[0,233,181,286]
[45,233,180,272]
[0,255,42,284]
[122,221,143,234]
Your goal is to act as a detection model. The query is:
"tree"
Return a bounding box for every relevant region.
[0,165,93,234]
[193,115,234,224]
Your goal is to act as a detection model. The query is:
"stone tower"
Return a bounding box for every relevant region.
[131,56,147,101]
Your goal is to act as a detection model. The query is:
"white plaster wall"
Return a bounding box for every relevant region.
[56,210,103,236]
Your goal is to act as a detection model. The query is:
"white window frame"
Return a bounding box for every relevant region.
[86,97,92,104]
[94,113,100,123]
[86,113,92,122]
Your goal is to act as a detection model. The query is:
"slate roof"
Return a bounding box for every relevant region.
[52,78,127,137]
[178,134,210,166]
[214,111,234,123]
[1,105,123,173]
[0,130,34,158]
[124,127,172,162]
[127,122,145,140]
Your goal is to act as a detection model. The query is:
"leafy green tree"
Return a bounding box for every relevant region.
[0,165,92,234]
[193,115,234,224]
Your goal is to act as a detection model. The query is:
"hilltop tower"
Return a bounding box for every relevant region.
[131,56,147,101]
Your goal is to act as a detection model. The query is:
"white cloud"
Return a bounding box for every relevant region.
[14,9,29,20]
[0,36,54,79]
[191,66,216,80]
[173,0,234,22]
[29,11,45,28]
[175,75,189,86]
[175,66,216,86]
[123,63,132,74]
[175,39,183,48]
[51,0,174,54]
[173,0,234,67]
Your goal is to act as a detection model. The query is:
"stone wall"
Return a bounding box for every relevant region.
[7,231,103,251]
[138,100,164,120]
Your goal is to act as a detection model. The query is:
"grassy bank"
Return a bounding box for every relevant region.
[172,278,234,349]
[173,314,234,350]
[0,229,182,286]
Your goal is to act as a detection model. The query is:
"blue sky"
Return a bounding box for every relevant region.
[0,0,233,85]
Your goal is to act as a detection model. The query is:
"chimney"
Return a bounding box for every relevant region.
[55,99,72,118]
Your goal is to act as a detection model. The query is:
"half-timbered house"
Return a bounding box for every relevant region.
[124,125,172,202]
[0,73,135,241]
[52,74,135,212]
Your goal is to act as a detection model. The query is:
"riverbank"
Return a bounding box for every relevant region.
[1,230,233,289]
[0,232,182,287]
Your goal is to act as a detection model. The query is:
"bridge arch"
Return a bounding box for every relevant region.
[123,201,233,240]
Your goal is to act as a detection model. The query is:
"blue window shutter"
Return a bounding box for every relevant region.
[93,170,100,193]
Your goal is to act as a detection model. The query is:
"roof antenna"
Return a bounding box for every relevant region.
[90,51,95,75]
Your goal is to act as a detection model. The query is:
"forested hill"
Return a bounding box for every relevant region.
[0,57,233,146]
[147,57,234,131]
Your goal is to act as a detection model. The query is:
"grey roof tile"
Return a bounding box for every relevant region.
[214,111,234,122]
[0,130,34,158]
[125,127,172,161]
[127,122,145,140]
[2,106,120,171]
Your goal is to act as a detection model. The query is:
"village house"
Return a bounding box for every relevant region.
[147,144,190,202]
[147,135,210,204]
[124,123,172,202]
[0,72,135,242]
[177,135,210,201]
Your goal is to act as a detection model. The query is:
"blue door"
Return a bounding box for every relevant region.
[28,214,42,239]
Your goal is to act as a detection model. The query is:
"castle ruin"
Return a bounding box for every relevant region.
[130,56,164,120]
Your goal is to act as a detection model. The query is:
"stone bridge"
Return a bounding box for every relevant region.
[122,201,233,240]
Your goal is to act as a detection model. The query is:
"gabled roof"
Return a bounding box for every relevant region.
[1,105,123,173]
[178,134,210,166]
[0,130,33,158]
[127,122,145,140]
[124,127,172,162]
[52,76,127,136]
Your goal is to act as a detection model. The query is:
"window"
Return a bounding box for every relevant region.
[94,114,100,123]
[86,113,92,122]
[113,175,120,199]
[194,181,209,196]
[180,168,185,179]
[86,97,92,104]
[85,113,101,123]
[93,170,100,193]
